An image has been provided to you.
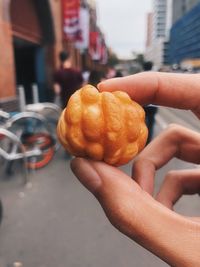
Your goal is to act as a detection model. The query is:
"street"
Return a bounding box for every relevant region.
[0,107,199,267]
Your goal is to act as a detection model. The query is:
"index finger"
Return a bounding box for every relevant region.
[98,72,200,116]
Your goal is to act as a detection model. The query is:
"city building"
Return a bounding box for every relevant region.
[0,0,107,111]
[145,0,170,69]
[172,0,200,24]
[146,12,153,48]
[170,2,200,68]
[152,0,167,39]
[145,0,200,69]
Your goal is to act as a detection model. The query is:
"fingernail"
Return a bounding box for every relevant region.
[70,158,102,194]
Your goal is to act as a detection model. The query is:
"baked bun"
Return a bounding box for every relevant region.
[57,84,148,166]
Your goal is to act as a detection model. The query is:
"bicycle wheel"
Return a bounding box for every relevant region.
[22,132,55,169]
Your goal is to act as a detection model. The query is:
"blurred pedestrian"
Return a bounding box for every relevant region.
[106,67,116,79]
[88,70,104,87]
[115,70,123,77]
[143,61,158,144]
[82,67,90,84]
[53,51,83,109]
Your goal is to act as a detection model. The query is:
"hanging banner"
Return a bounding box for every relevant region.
[62,0,81,41]
[75,6,90,50]
[89,31,102,61]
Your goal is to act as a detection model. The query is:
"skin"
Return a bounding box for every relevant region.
[70,72,200,267]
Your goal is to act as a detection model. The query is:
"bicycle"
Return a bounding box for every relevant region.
[25,102,61,151]
[0,110,57,179]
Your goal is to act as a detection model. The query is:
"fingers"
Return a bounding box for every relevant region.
[98,72,200,117]
[132,124,200,194]
[71,158,200,266]
[132,158,156,195]
[156,169,200,209]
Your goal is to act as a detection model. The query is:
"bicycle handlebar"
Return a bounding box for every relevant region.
[0,128,22,144]
[5,111,53,133]
[26,103,61,113]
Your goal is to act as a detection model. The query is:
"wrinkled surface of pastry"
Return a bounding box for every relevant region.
[57,85,148,166]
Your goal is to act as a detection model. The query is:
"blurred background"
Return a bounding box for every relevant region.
[0,0,200,266]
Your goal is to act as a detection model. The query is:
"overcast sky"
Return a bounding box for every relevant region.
[95,0,152,59]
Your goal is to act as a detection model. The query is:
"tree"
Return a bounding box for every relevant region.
[133,53,145,67]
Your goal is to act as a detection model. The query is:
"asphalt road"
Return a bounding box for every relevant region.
[0,107,199,267]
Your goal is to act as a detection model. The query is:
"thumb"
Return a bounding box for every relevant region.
[71,158,200,266]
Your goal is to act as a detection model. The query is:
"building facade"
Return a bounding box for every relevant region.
[0,0,65,110]
[152,0,167,39]
[145,0,200,68]
[172,0,200,24]
[145,0,170,69]
[146,12,153,48]
[0,0,107,111]
[170,3,200,67]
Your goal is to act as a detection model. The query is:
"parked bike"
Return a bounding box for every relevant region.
[0,110,58,181]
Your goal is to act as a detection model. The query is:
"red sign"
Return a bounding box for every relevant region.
[62,0,81,41]
[89,31,101,60]
[89,31,108,63]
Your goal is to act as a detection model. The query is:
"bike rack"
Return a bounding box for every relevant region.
[0,111,58,181]
[7,111,58,151]
[0,110,10,120]
[5,111,51,130]
[26,102,61,114]
[25,104,61,151]
[0,107,60,182]
[0,128,28,184]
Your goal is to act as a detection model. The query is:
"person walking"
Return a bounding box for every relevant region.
[53,51,83,109]
[142,61,158,144]
[88,70,104,87]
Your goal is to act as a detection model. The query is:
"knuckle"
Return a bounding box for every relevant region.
[165,170,180,183]
[166,123,182,135]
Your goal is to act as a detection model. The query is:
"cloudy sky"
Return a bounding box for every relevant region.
[95,0,152,59]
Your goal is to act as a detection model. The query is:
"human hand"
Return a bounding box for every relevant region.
[71,72,200,266]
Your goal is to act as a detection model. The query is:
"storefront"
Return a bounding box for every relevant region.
[0,0,107,111]
[0,0,60,110]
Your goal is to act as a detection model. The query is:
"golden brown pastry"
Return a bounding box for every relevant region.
[57,84,148,166]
